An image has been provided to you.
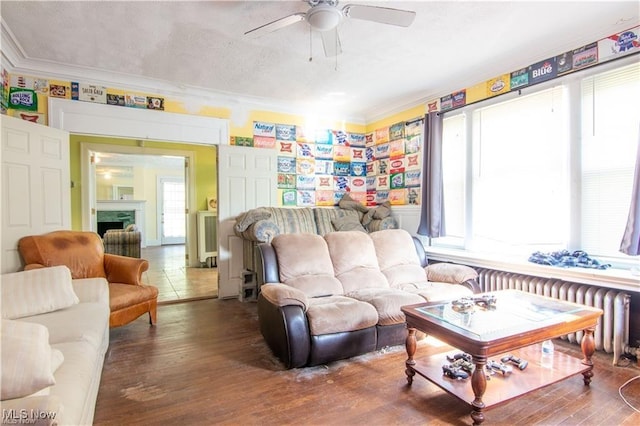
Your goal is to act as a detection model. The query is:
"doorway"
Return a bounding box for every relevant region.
[89,148,217,302]
[50,98,226,298]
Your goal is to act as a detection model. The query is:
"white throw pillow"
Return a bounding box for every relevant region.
[27,348,65,398]
[0,319,56,400]
[1,265,79,319]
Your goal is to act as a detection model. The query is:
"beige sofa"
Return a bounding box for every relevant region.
[234,204,398,291]
[256,229,479,368]
[1,265,110,425]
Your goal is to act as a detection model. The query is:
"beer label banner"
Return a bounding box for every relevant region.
[8,87,37,111]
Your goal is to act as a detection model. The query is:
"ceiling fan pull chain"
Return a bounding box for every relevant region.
[335,27,338,71]
[309,25,313,62]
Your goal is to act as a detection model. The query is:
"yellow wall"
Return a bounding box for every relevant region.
[365,104,425,133]
[229,109,366,138]
[69,135,216,231]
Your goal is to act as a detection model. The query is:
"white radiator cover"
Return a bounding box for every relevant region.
[197,211,218,264]
[477,268,631,365]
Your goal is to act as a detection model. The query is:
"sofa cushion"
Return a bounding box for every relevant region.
[306,296,378,335]
[314,208,362,236]
[1,266,79,320]
[109,283,159,311]
[1,319,56,400]
[324,231,389,293]
[19,302,110,350]
[272,233,344,297]
[71,278,110,305]
[269,207,317,234]
[27,348,65,398]
[338,192,369,213]
[346,288,424,326]
[370,229,428,288]
[331,215,367,233]
[50,340,106,426]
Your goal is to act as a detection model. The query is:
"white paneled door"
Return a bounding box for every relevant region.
[1,115,70,273]
[217,144,277,299]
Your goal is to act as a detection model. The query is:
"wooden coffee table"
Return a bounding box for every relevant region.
[401,289,603,425]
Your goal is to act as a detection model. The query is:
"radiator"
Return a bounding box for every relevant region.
[477,268,631,365]
[196,211,218,265]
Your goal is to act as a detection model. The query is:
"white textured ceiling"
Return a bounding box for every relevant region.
[1,1,639,122]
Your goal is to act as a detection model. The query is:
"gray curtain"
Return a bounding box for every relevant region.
[416,112,445,237]
[619,128,640,256]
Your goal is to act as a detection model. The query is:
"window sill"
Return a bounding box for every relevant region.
[425,247,640,294]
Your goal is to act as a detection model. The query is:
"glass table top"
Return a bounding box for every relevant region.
[414,289,591,339]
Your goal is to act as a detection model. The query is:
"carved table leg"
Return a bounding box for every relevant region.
[580,327,596,386]
[470,355,487,425]
[405,327,417,385]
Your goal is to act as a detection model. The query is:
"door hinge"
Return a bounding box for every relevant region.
[185,208,189,214]
[91,208,96,215]
[90,154,96,164]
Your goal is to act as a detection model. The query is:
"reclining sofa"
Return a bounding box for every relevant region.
[234,204,397,284]
[256,229,479,368]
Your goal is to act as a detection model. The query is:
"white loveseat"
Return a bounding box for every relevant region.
[1,265,110,425]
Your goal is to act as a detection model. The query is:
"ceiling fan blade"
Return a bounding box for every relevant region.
[320,28,342,57]
[342,4,416,27]
[244,13,306,38]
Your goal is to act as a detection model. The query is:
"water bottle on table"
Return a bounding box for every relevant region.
[540,339,554,368]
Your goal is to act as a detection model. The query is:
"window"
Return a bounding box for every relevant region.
[438,114,466,247]
[435,59,639,267]
[472,87,568,253]
[581,63,640,258]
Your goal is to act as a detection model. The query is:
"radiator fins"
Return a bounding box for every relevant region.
[477,268,631,366]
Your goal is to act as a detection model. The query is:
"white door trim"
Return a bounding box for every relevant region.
[48,98,228,144]
[48,98,228,268]
[80,143,198,263]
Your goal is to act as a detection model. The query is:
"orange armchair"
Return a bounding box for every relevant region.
[18,230,158,328]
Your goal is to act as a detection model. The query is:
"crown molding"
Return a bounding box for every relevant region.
[1,19,367,126]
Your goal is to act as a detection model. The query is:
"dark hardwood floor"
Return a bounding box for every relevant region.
[95,299,640,425]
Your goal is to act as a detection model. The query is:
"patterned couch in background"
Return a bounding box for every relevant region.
[234,202,398,290]
[102,225,142,258]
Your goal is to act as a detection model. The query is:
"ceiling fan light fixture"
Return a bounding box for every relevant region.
[306,4,342,31]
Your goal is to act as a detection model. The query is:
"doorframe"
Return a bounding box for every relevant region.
[81,143,197,259]
[49,98,228,268]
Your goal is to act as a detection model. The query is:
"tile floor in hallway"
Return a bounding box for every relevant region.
[140,244,218,303]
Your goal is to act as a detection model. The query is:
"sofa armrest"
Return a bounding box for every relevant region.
[72,277,110,304]
[103,254,149,285]
[257,292,311,369]
[236,219,281,243]
[426,263,481,293]
[260,283,308,311]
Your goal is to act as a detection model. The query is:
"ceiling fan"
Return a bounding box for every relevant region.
[244,0,416,57]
